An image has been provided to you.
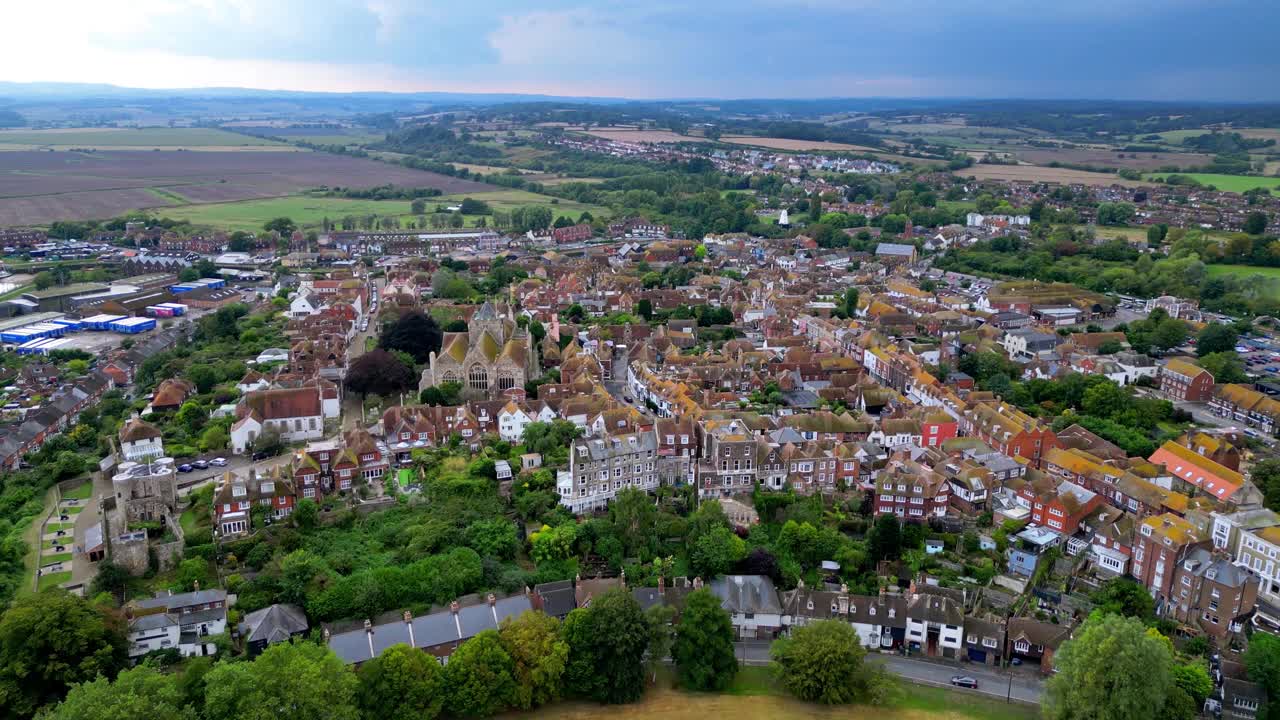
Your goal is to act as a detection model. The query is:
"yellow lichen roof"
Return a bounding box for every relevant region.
[1140,512,1202,545]
[477,331,500,362]
[445,334,468,363]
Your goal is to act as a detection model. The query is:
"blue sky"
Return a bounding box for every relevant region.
[5,0,1277,100]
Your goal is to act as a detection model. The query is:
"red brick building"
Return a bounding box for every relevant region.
[1018,478,1103,535]
[919,411,958,448]
[552,223,594,244]
[874,459,950,521]
[1159,359,1214,402]
[1132,513,1204,603]
[960,399,1061,469]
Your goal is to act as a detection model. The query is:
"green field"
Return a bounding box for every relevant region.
[62,483,92,501]
[515,670,1036,720]
[0,127,290,150]
[285,133,386,146]
[1145,173,1280,194]
[1206,264,1280,298]
[36,570,72,591]
[162,189,608,232]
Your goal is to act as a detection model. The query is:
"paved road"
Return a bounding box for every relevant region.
[343,277,384,431]
[733,640,1043,704]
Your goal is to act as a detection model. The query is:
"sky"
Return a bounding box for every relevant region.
[4,0,1278,101]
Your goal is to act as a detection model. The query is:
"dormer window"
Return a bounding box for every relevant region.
[261,482,274,494]
[232,485,246,497]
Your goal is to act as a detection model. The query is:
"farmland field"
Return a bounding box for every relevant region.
[1206,265,1280,299]
[580,128,710,144]
[0,150,496,226]
[1144,173,1280,194]
[0,127,292,151]
[720,136,881,153]
[164,188,606,232]
[958,164,1150,186]
[1014,148,1212,170]
[1235,128,1280,143]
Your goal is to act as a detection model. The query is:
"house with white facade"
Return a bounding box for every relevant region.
[127,588,228,659]
[118,415,164,462]
[707,575,784,639]
[230,386,326,454]
[905,588,965,659]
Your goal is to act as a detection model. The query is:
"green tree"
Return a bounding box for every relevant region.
[42,665,186,720]
[1045,613,1173,720]
[444,630,516,717]
[357,643,443,720]
[1246,631,1280,714]
[1171,662,1213,707]
[33,271,55,290]
[645,604,677,682]
[770,620,889,705]
[498,611,568,710]
[690,526,747,578]
[1245,211,1270,235]
[868,513,901,561]
[609,487,657,558]
[379,312,443,363]
[674,588,737,691]
[263,217,297,236]
[694,244,708,261]
[1149,318,1189,352]
[562,589,650,704]
[1091,577,1154,621]
[203,641,359,720]
[1197,351,1248,384]
[635,298,653,321]
[1197,324,1240,357]
[0,589,128,719]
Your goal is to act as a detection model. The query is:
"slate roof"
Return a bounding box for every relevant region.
[708,575,782,615]
[239,603,309,644]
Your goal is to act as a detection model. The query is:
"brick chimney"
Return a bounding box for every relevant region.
[658,576,665,593]
[487,593,497,607]
[193,580,199,591]
[363,619,372,632]
[403,610,412,624]
[450,600,460,614]
[323,628,331,642]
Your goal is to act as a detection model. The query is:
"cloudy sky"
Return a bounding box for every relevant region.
[4,0,1277,100]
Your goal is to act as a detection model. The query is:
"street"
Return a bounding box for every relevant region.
[733,640,1044,704]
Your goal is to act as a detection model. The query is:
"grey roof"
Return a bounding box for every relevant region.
[574,431,657,461]
[328,594,534,665]
[907,591,965,626]
[129,612,176,632]
[875,243,916,257]
[708,575,782,615]
[535,580,577,617]
[135,588,227,611]
[1184,547,1252,588]
[239,604,309,644]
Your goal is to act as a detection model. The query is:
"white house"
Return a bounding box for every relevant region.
[498,402,534,443]
[118,416,164,462]
[289,291,321,318]
[236,371,271,395]
[127,588,227,659]
[905,590,965,659]
[783,586,906,651]
[230,386,325,454]
[707,575,784,639]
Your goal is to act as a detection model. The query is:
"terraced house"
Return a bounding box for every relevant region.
[960,398,1060,469]
[560,431,659,514]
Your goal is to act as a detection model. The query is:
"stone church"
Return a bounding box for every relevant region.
[421,301,537,398]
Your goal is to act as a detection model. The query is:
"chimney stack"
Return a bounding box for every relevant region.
[658,575,665,593]
[323,628,331,642]
[450,600,460,614]
[363,619,372,632]
[403,611,412,624]
[487,593,497,607]
[193,580,199,591]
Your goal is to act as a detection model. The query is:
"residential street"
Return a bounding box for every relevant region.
[732,640,1044,704]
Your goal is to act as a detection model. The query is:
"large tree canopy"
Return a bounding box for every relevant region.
[379,312,443,363]
[674,588,738,691]
[202,641,360,720]
[356,643,444,720]
[770,619,888,705]
[345,349,417,397]
[562,589,650,704]
[1045,613,1173,720]
[0,590,129,719]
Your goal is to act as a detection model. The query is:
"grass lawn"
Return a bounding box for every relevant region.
[1144,173,1280,195]
[179,508,201,537]
[514,671,1036,720]
[62,482,93,501]
[17,487,59,599]
[36,570,72,591]
[162,188,607,232]
[436,189,609,221]
[41,552,72,565]
[0,127,291,150]
[1206,265,1280,299]
[44,522,74,533]
[59,504,85,515]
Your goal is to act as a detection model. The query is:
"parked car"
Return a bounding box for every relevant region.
[950,676,979,689]
[178,464,193,473]
[251,451,270,461]
[192,459,208,470]
[210,457,227,467]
